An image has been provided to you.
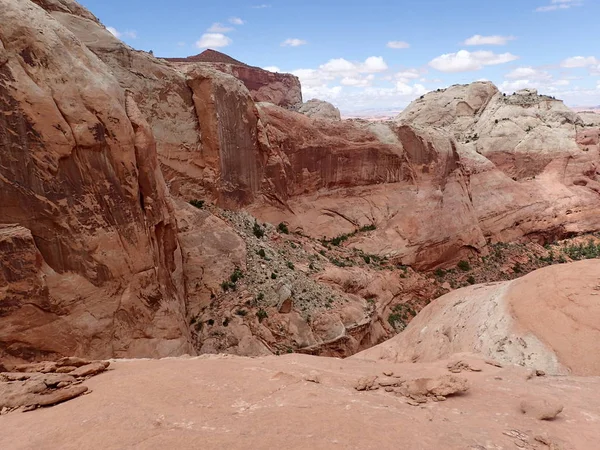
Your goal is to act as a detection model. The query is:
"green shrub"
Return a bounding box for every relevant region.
[286,261,295,270]
[253,221,265,238]
[271,273,277,279]
[257,292,265,302]
[467,275,475,285]
[235,309,247,317]
[457,260,471,272]
[363,255,371,264]
[434,268,446,278]
[359,224,377,233]
[257,248,267,258]
[256,309,268,323]
[189,199,205,209]
[277,222,289,234]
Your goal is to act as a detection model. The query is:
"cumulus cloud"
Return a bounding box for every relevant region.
[207,23,233,33]
[107,27,137,39]
[560,56,600,68]
[463,35,516,46]
[536,0,583,12]
[387,41,410,49]
[505,67,552,80]
[429,50,519,72]
[395,69,421,83]
[281,38,307,47]
[229,17,245,25]
[341,74,375,87]
[263,66,281,73]
[500,78,570,93]
[196,33,232,48]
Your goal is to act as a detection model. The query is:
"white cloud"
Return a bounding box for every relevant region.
[536,0,583,12]
[281,38,307,47]
[396,69,421,83]
[429,50,519,72]
[252,4,271,8]
[499,78,570,93]
[107,27,137,39]
[341,74,375,87]
[303,85,344,101]
[560,56,600,68]
[362,56,389,73]
[196,33,232,48]
[207,23,233,33]
[229,17,245,25]
[463,35,516,46]
[505,67,552,80]
[263,66,281,73]
[387,41,410,49]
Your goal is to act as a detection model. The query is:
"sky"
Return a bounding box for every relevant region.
[79,0,600,114]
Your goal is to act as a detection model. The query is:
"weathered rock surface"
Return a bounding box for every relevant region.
[0,357,109,412]
[520,397,564,421]
[398,82,600,245]
[0,354,597,449]
[356,260,600,375]
[167,50,302,109]
[0,0,191,363]
[297,99,341,121]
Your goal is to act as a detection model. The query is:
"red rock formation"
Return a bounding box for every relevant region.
[0,0,192,363]
[167,50,302,109]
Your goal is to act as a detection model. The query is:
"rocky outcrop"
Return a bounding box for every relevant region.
[398,82,600,245]
[0,0,192,363]
[297,99,341,121]
[356,260,600,376]
[167,50,302,109]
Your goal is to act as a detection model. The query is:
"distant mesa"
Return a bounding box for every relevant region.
[163,49,250,67]
[164,49,302,109]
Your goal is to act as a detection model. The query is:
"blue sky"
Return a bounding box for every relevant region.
[80,0,600,114]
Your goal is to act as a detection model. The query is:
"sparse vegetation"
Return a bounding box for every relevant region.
[457,260,471,272]
[221,267,244,291]
[277,222,289,234]
[253,221,265,239]
[189,199,205,209]
[235,309,248,317]
[257,248,267,259]
[467,275,476,285]
[286,261,295,270]
[256,309,268,323]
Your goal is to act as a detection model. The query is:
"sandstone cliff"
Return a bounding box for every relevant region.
[0,0,192,363]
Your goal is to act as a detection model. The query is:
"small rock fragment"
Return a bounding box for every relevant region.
[520,397,564,420]
[383,371,393,377]
[485,360,503,368]
[355,376,378,391]
[69,362,110,378]
[536,370,546,377]
[304,370,321,384]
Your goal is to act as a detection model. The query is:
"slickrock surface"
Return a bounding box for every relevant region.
[357,260,600,376]
[0,354,598,449]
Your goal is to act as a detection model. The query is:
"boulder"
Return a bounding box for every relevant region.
[297,99,341,121]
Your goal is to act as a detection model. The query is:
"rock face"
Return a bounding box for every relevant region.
[356,260,600,376]
[166,49,302,109]
[297,99,342,121]
[0,0,192,363]
[398,82,600,245]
